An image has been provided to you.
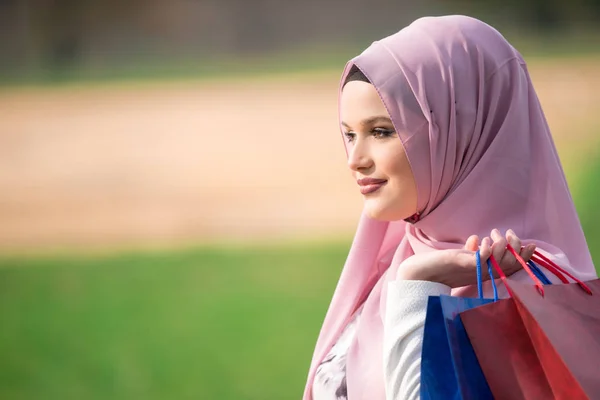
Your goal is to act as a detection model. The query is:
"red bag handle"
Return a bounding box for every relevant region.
[489,245,592,297]
[530,253,568,283]
[530,250,592,295]
[489,246,545,297]
[518,246,569,283]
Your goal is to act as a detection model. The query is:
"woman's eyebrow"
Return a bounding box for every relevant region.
[341,116,393,129]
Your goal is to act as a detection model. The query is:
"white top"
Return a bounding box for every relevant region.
[382,280,451,400]
[312,280,451,400]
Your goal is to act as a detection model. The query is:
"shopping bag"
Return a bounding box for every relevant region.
[503,248,600,399]
[420,251,496,400]
[459,294,554,399]
[461,246,598,399]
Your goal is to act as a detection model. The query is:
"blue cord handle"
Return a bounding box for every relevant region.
[487,258,499,301]
[528,260,553,285]
[476,250,499,301]
[476,250,483,298]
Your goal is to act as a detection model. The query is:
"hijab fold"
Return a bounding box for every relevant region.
[304,15,596,400]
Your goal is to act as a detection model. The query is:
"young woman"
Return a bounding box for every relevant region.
[303,15,597,400]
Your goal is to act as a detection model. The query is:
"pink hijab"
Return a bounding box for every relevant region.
[303,15,596,400]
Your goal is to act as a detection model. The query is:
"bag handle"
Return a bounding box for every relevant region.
[489,245,592,297]
[530,249,592,295]
[476,250,498,301]
[514,246,569,283]
[527,260,553,285]
[490,246,545,296]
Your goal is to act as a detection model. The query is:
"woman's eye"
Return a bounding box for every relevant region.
[343,132,356,142]
[372,128,395,139]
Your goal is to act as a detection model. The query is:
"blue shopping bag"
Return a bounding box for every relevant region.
[420,252,551,400]
[420,251,496,400]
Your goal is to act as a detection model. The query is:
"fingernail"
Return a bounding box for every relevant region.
[507,229,515,236]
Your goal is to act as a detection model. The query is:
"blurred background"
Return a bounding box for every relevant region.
[1,1,600,399]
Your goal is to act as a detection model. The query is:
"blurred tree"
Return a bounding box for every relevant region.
[37,0,84,69]
[1,0,599,76]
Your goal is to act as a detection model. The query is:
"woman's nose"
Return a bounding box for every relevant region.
[347,141,373,172]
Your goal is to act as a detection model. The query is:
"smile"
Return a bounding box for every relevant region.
[359,181,387,195]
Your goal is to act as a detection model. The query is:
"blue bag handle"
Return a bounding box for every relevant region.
[476,250,498,301]
[527,260,553,285]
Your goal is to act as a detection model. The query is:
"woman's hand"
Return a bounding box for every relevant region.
[396,229,536,288]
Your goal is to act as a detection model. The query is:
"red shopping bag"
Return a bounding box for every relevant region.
[460,247,599,400]
[507,250,600,399]
[459,284,553,398]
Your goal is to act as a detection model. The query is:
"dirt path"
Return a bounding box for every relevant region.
[1,60,599,251]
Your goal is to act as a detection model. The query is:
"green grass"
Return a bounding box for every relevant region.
[572,156,600,265]
[0,242,349,400]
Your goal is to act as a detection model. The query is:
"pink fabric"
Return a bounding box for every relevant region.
[303,15,597,400]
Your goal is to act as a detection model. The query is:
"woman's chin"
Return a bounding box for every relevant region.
[364,201,413,222]
[365,205,398,222]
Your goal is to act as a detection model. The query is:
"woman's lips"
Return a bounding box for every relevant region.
[357,178,388,195]
[359,182,386,194]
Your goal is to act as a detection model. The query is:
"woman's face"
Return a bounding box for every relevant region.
[340,80,418,221]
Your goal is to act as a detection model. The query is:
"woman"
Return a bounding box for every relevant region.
[303,15,597,400]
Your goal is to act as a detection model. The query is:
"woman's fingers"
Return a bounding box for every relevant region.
[464,235,479,251]
[480,237,492,259]
[520,243,536,262]
[490,229,507,264]
[506,229,521,254]
[500,229,521,269]
[469,229,536,280]
[479,237,494,278]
